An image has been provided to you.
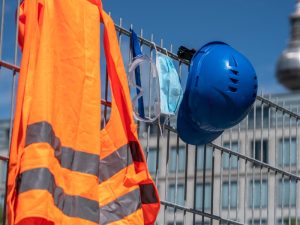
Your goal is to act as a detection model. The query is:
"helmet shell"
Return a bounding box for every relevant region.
[177,42,257,145]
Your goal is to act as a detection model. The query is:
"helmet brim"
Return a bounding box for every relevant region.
[177,94,223,145]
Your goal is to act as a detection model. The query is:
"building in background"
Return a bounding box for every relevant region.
[139,92,300,225]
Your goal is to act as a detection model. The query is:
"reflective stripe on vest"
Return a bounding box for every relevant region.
[25,120,158,201]
[18,168,99,223]
[18,168,145,225]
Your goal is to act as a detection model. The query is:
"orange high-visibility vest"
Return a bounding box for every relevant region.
[7,0,160,225]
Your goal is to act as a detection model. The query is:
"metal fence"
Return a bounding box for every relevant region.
[1,1,300,225]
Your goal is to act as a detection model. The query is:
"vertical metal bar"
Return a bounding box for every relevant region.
[0,0,5,59]
[164,119,171,225]
[274,172,278,225]
[288,112,292,225]
[267,94,271,225]
[202,144,207,225]
[267,168,270,225]
[274,99,278,225]
[236,123,241,222]
[260,94,264,225]
[149,33,154,121]
[228,152,232,219]
[146,34,155,161]
[140,28,143,51]
[193,146,198,224]
[259,166,263,225]
[252,101,257,225]
[211,147,215,225]
[253,101,257,158]
[260,96,264,163]
[183,143,188,225]
[296,107,299,225]
[281,106,285,225]
[281,174,284,225]
[174,135,180,223]
[252,165,255,225]
[244,160,248,224]
[228,129,232,219]
[155,123,160,185]
[282,107,285,171]
[220,150,224,218]
[244,114,249,224]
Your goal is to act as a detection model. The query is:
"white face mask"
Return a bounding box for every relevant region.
[155,51,183,116]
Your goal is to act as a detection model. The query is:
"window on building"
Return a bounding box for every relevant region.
[248,219,267,225]
[147,147,158,174]
[222,181,238,209]
[251,140,268,164]
[278,138,297,167]
[222,142,239,169]
[196,183,211,210]
[167,222,183,225]
[277,218,300,225]
[0,128,9,150]
[221,222,241,225]
[248,106,270,129]
[248,180,268,208]
[0,193,4,207]
[168,184,185,206]
[277,178,297,207]
[197,145,212,170]
[1,161,7,185]
[169,146,186,173]
[5,128,9,148]
[195,222,210,225]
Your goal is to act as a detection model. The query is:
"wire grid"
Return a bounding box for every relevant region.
[0,2,300,225]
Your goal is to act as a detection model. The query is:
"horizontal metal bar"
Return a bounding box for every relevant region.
[0,60,20,73]
[100,99,111,107]
[0,155,8,161]
[161,200,244,225]
[209,143,300,181]
[256,95,300,120]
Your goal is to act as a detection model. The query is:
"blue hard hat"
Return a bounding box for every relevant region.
[177,42,257,145]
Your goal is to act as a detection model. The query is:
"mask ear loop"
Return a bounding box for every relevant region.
[161,47,174,135]
[151,41,164,137]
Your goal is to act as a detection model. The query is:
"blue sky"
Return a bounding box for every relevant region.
[104,0,294,93]
[0,0,295,119]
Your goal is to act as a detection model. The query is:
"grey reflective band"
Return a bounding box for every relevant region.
[25,121,54,147]
[58,147,99,176]
[99,145,133,182]
[140,184,159,204]
[18,168,99,223]
[99,141,144,182]
[99,188,141,225]
[25,121,99,176]
[26,122,147,181]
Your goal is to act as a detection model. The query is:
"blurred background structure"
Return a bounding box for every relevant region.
[1,1,300,225]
